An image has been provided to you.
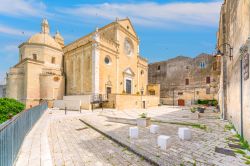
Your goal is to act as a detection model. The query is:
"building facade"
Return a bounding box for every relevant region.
[217,0,250,141]
[6,19,65,107]
[63,18,148,96]
[6,18,159,109]
[148,54,221,106]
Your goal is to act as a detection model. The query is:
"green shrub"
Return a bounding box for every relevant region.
[190,107,197,113]
[0,98,25,124]
[139,113,147,118]
[197,99,218,106]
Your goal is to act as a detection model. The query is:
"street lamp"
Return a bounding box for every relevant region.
[214,43,233,60]
[140,86,144,109]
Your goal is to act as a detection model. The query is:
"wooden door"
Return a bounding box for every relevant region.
[178,99,185,106]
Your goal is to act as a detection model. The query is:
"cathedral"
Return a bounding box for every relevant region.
[6,18,159,109]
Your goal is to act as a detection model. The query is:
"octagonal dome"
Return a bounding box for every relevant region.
[27,33,62,50]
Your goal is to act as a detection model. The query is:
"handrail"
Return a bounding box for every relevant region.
[0,102,48,166]
[0,102,47,132]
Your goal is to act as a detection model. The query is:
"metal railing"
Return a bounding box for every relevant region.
[0,102,48,166]
[90,94,108,103]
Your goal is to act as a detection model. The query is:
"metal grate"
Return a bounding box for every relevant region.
[0,102,48,166]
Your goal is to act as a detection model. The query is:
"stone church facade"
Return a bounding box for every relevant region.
[217,0,250,141]
[6,18,159,109]
[63,18,148,96]
[148,54,221,106]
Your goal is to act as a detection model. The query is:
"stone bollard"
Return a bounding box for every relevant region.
[129,127,139,138]
[157,135,172,150]
[150,125,159,134]
[178,127,192,140]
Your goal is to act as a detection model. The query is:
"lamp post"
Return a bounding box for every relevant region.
[170,83,175,106]
[214,43,233,60]
[213,42,233,120]
[140,86,144,109]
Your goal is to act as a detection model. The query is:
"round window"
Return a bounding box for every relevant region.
[104,56,111,65]
[124,38,134,56]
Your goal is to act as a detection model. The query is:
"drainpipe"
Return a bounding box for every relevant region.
[240,58,243,137]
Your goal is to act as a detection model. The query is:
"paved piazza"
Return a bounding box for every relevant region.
[15,106,247,166]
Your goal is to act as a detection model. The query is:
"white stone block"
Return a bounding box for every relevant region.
[150,125,159,134]
[178,128,192,140]
[129,127,138,138]
[157,135,172,150]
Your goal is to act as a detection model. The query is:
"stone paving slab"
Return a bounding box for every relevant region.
[15,109,152,166]
[48,116,151,166]
[15,110,53,166]
[80,106,246,166]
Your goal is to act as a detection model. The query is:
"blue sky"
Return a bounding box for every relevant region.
[0,0,223,84]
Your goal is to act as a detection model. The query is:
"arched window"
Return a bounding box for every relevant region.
[141,70,144,75]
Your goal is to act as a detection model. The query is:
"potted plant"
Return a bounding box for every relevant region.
[190,107,200,120]
[137,113,151,127]
[197,106,206,113]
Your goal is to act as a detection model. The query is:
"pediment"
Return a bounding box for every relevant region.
[123,67,135,76]
[118,18,137,38]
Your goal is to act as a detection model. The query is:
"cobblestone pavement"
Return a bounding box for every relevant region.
[80,106,247,166]
[15,109,151,166]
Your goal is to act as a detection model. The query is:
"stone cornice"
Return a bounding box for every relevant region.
[19,42,62,52]
[64,42,92,56]
[14,58,44,68]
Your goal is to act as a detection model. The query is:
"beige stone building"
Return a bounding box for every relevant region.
[64,18,148,96]
[217,0,250,141]
[6,19,65,107]
[6,18,159,109]
[148,54,221,106]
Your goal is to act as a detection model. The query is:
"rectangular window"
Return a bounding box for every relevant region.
[157,65,161,71]
[51,57,56,64]
[178,92,183,95]
[185,79,189,85]
[206,88,210,94]
[206,77,211,84]
[33,54,37,60]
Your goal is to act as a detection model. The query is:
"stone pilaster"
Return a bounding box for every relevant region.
[92,29,100,94]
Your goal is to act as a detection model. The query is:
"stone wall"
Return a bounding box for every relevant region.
[217,0,250,141]
[105,94,160,110]
[148,54,221,105]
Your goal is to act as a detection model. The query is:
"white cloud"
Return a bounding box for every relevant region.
[58,1,222,27]
[0,0,48,17]
[0,24,34,36]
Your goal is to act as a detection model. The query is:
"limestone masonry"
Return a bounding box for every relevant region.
[217,0,250,142]
[5,18,159,109]
[148,54,221,106]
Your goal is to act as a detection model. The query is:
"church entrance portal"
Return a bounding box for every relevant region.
[126,79,132,94]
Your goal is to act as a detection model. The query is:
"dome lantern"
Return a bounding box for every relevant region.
[41,18,49,34]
